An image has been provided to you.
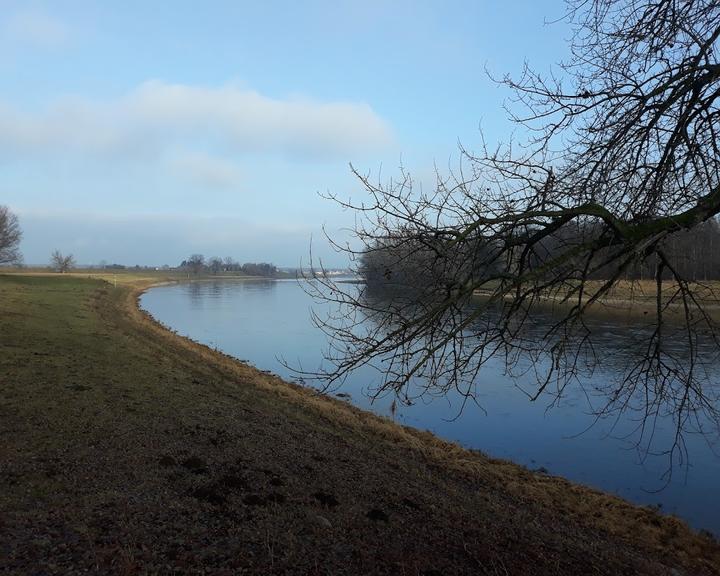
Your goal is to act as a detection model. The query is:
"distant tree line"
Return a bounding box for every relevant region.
[632,220,720,282]
[179,254,278,278]
[359,230,501,298]
[360,218,720,294]
[522,218,720,283]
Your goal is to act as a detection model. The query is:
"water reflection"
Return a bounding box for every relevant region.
[334,285,720,467]
[141,279,720,535]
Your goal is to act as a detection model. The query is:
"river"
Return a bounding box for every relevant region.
[141,278,720,535]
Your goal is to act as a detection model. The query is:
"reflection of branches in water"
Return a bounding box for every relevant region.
[187,282,205,306]
[491,304,720,479]
[301,274,720,477]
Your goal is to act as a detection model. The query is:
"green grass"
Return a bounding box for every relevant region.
[5,267,281,287]
[1,275,105,437]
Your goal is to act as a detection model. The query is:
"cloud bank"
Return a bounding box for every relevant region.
[168,151,243,189]
[17,210,352,268]
[0,81,394,161]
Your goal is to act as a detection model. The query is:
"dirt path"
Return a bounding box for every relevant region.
[1,274,719,575]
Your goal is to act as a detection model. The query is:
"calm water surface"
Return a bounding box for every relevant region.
[141,279,720,534]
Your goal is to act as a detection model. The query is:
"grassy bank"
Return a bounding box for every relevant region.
[473,279,720,322]
[1,274,719,575]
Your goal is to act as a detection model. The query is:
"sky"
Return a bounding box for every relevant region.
[1,0,570,267]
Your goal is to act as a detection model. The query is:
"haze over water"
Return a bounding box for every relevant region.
[142,279,720,535]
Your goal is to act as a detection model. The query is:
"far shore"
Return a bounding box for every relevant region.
[472,279,720,321]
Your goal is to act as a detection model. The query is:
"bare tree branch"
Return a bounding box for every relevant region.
[302,0,720,462]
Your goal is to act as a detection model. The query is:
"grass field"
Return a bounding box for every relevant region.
[1,273,719,574]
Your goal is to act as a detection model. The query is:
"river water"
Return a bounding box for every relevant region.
[141,279,720,535]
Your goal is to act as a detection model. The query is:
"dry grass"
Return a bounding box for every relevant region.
[1,273,719,575]
[473,278,720,322]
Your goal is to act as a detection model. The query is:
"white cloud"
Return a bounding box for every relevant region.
[168,151,243,190]
[1,8,68,48]
[0,81,395,160]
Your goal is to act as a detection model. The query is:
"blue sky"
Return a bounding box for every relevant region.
[1,0,569,267]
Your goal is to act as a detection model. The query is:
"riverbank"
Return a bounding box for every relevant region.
[473,279,720,320]
[1,274,719,575]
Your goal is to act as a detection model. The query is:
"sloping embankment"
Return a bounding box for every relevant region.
[1,274,719,575]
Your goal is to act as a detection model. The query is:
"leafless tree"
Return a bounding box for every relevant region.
[185,254,205,275]
[51,250,75,273]
[305,0,720,469]
[223,256,236,272]
[0,206,22,265]
[208,256,224,275]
